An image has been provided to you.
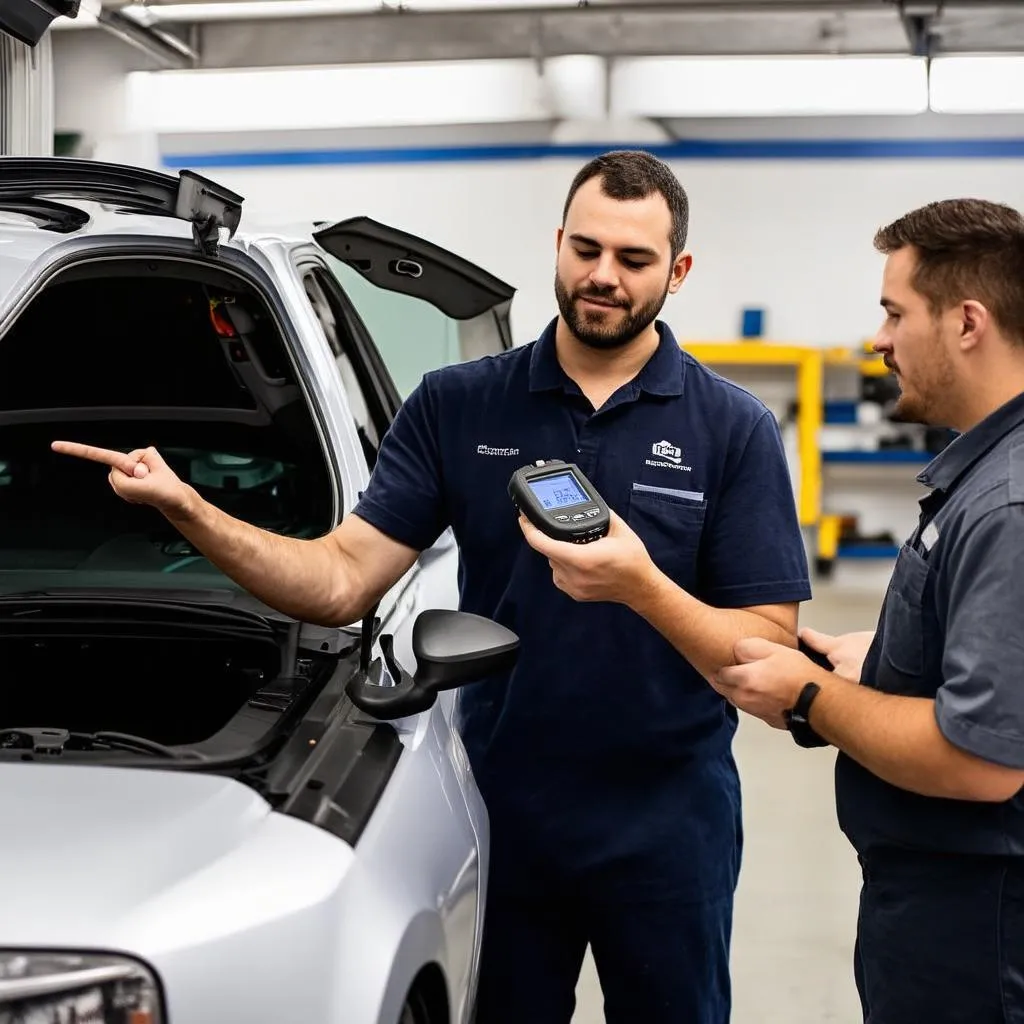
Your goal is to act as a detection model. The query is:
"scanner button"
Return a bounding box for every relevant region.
[554,514,570,522]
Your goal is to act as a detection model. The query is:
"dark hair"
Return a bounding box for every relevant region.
[874,198,1024,344]
[562,150,689,256]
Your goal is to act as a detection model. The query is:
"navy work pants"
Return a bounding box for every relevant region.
[469,756,740,1024]
[855,848,1024,1023]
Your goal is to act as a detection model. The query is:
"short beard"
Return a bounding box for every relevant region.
[887,332,958,427]
[555,273,668,350]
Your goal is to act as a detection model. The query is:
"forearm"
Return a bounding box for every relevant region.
[168,487,361,626]
[810,675,1019,801]
[631,568,797,680]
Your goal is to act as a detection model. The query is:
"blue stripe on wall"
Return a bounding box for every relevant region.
[162,136,1024,169]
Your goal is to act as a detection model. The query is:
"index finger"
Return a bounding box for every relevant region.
[51,440,140,476]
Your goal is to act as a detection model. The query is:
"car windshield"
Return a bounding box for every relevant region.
[0,256,333,597]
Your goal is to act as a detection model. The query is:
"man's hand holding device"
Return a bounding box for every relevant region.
[511,459,656,605]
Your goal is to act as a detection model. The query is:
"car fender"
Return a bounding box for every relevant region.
[374,908,452,1024]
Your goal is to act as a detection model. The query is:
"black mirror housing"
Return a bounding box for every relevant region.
[347,610,519,721]
[411,609,519,690]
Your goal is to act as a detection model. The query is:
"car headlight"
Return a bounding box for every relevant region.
[0,951,163,1023]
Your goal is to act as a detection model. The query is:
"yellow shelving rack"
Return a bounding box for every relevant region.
[822,342,889,376]
[681,342,823,528]
[680,340,908,573]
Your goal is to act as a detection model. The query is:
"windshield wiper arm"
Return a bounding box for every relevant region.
[0,727,194,759]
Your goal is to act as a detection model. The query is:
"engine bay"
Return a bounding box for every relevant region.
[0,595,345,750]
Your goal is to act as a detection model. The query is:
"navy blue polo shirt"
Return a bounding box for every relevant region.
[354,318,810,869]
[837,390,1024,859]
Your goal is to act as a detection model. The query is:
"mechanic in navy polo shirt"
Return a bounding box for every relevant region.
[54,150,811,1024]
[714,197,1024,1024]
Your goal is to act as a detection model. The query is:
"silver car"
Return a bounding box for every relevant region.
[0,157,520,1024]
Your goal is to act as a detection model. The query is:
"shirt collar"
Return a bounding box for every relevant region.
[918,389,1024,492]
[528,317,685,398]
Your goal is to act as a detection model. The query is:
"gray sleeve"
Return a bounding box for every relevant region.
[934,503,1024,768]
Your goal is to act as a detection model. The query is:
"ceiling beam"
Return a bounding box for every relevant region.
[896,1,940,58]
[88,2,1024,71]
[933,4,1024,52]
[196,6,908,68]
[96,8,196,66]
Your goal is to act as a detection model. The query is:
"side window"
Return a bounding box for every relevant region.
[301,266,396,468]
[326,257,510,399]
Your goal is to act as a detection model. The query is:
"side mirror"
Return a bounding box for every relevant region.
[347,610,519,720]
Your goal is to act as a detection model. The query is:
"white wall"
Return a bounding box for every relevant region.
[154,145,1024,350]
[51,29,162,166]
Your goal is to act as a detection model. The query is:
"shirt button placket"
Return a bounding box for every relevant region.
[575,419,599,476]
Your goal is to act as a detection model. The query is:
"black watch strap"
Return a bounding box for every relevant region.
[783,681,829,748]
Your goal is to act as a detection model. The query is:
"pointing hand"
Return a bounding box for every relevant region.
[51,441,195,521]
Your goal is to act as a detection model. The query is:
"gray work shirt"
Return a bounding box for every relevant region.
[836,390,1024,857]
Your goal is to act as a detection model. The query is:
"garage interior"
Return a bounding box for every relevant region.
[3,1,1024,1022]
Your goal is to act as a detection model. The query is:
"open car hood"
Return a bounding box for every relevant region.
[313,215,515,323]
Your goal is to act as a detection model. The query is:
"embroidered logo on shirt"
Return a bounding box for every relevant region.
[651,440,682,463]
[646,439,691,472]
[476,444,521,457]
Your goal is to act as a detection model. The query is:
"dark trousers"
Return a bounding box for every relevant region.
[855,849,1024,1024]
[471,825,735,1024]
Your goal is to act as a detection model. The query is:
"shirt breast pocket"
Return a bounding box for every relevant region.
[880,543,932,684]
[626,483,706,590]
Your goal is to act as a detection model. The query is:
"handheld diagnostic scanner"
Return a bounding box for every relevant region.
[508,459,611,544]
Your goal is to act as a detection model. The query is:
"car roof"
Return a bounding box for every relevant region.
[0,156,517,327]
[0,200,302,259]
[0,157,311,300]
[0,201,306,305]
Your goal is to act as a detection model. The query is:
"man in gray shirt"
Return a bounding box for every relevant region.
[713,197,1024,1022]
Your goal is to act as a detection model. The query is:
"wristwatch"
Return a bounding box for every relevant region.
[783,681,829,748]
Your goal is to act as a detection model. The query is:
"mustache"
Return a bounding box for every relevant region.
[575,287,628,308]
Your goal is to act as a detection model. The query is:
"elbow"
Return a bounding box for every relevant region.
[952,766,1024,803]
[965,778,1024,803]
[314,537,367,627]
[320,587,369,629]
[323,577,390,630]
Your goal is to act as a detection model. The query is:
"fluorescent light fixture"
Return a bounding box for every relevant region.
[127,60,565,131]
[123,0,376,22]
[929,56,1024,113]
[611,56,929,117]
[122,0,568,22]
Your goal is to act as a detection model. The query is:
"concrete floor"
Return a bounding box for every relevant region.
[570,583,885,1024]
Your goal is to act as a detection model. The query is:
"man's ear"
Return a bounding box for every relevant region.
[668,251,693,295]
[555,226,564,254]
[959,299,989,351]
